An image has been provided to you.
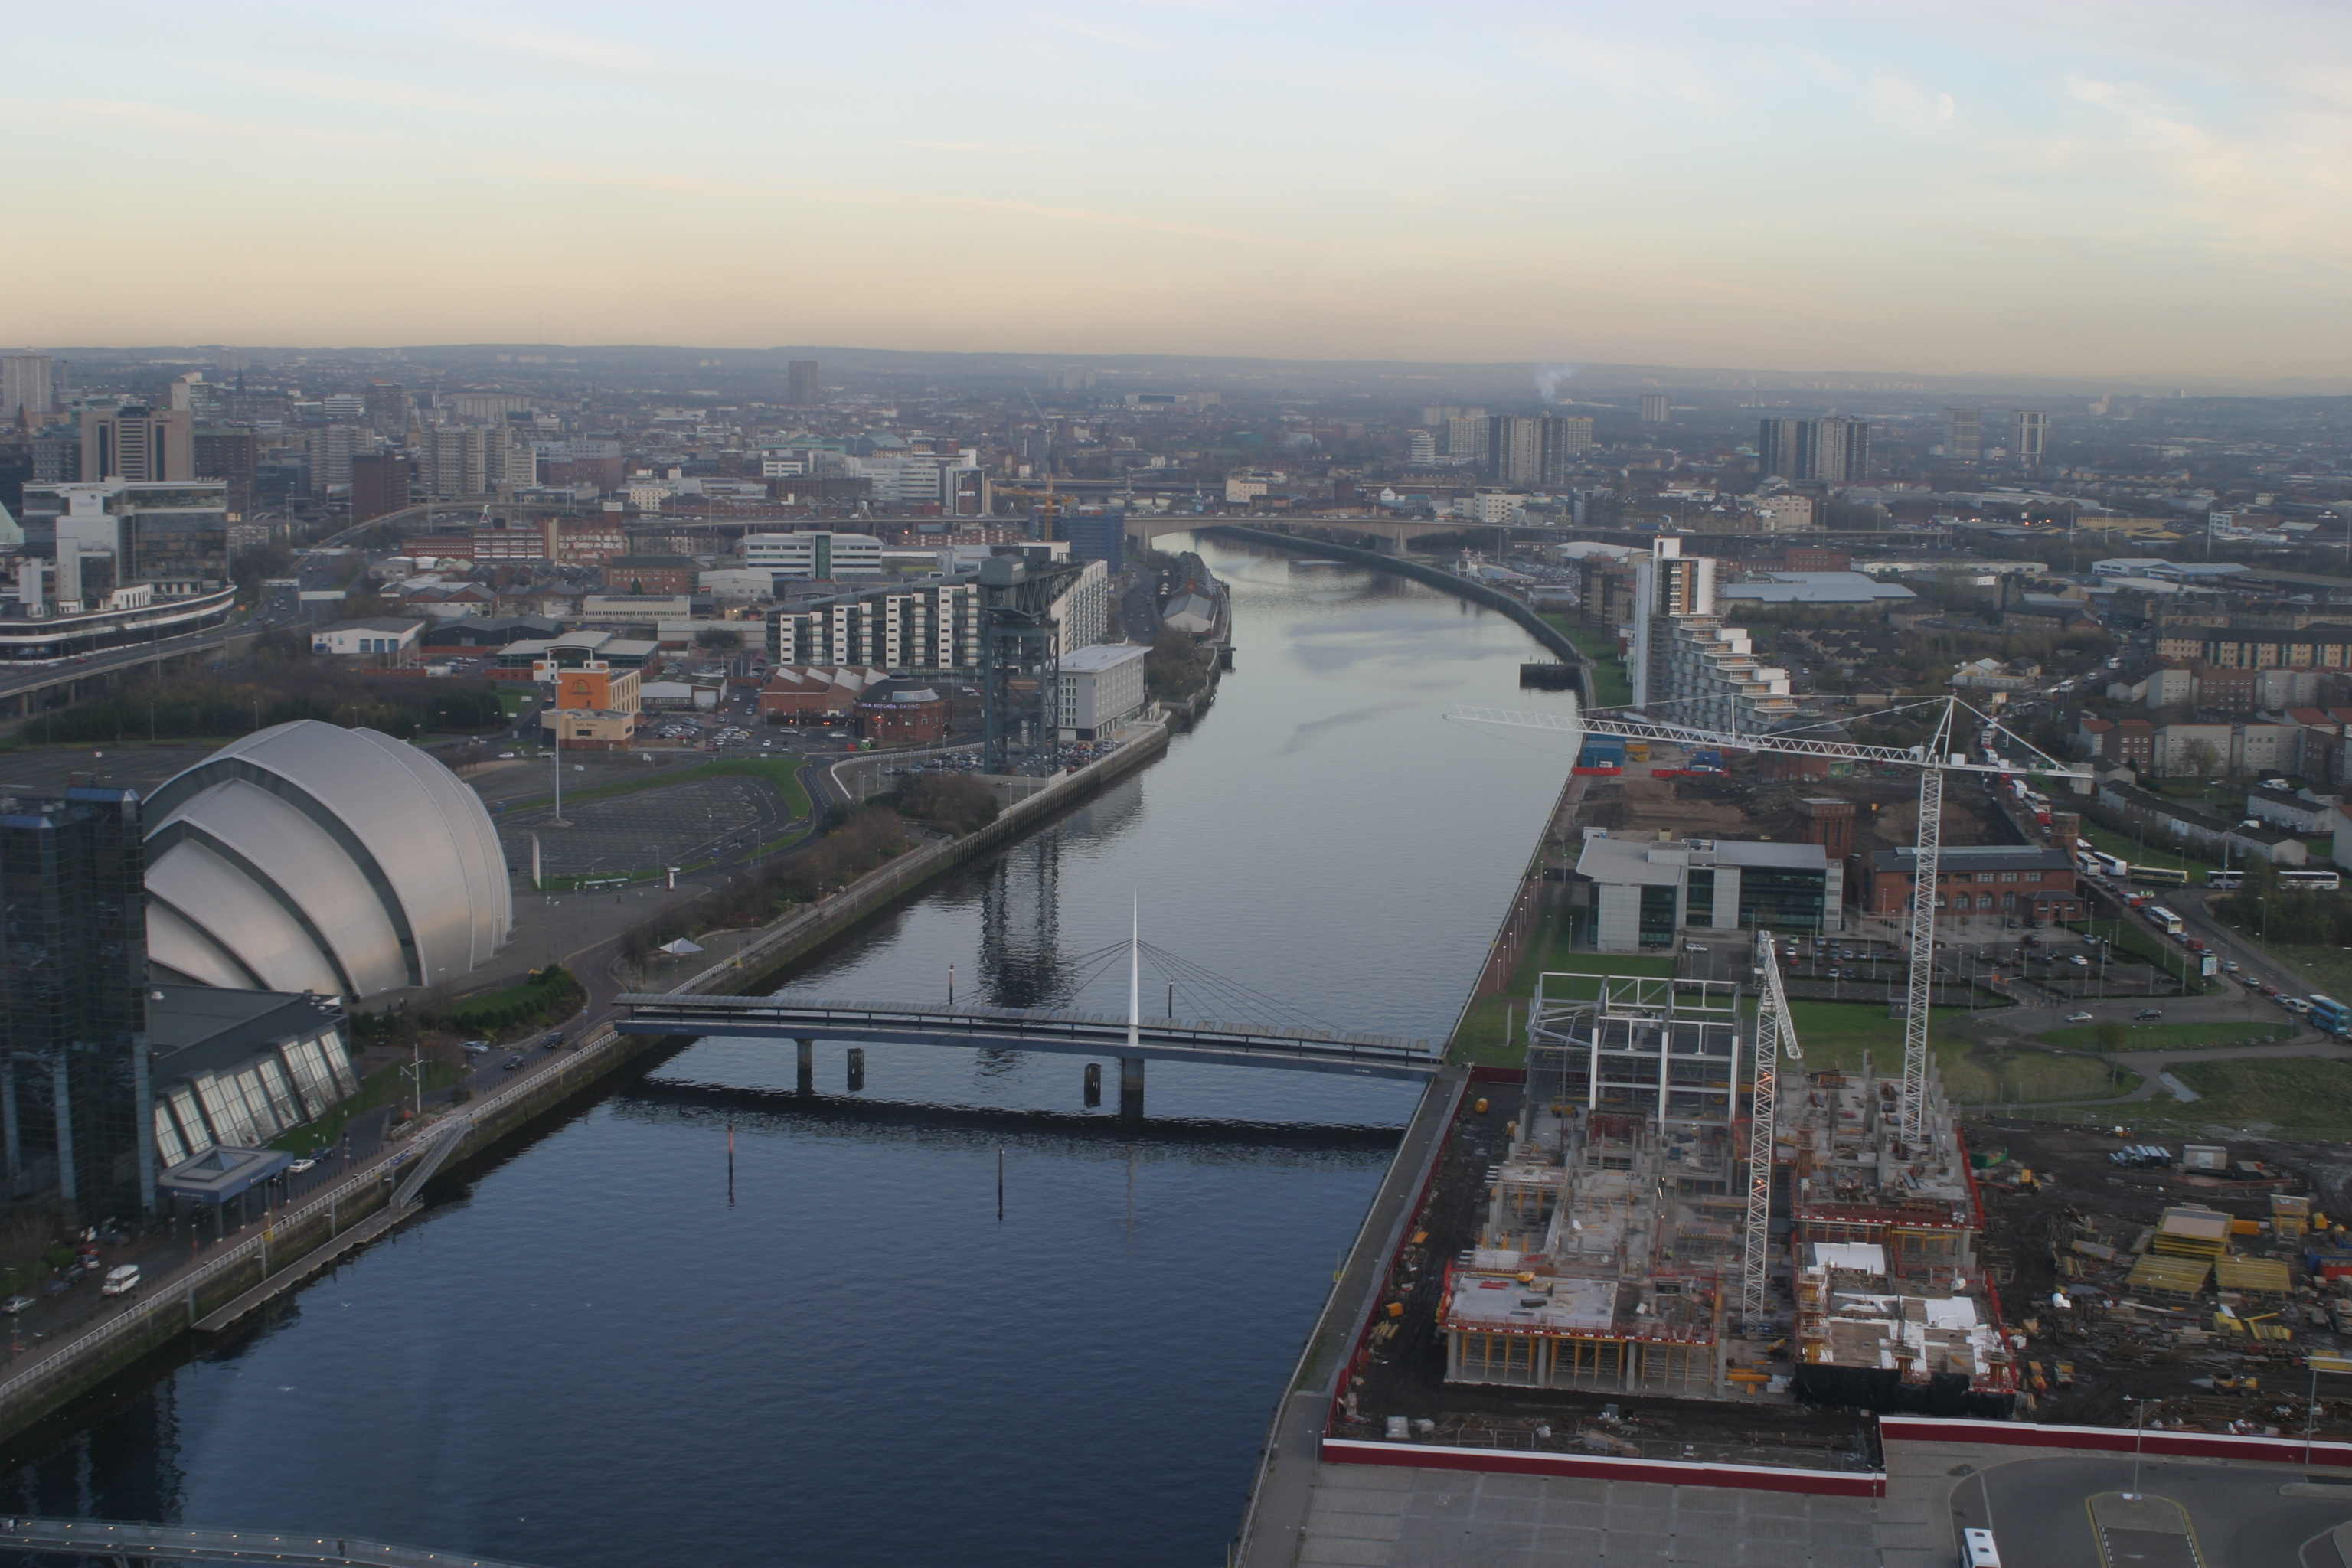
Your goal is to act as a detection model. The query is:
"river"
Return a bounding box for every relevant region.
[0,534,1579,1566]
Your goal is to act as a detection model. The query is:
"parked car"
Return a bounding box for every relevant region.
[287,1157,317,1174]
[2066,1011,2095,1023]
[1,1295,33,1315]
[2134,1008,2164,1020]
[2069,956,2090,968]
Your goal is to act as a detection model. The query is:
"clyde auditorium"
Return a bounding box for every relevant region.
[143,720,512,998]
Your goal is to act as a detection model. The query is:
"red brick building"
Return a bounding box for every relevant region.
[757,665,887,724]
[605,555,697,595]
[1860,845,2082,922]
[855,683,950,746]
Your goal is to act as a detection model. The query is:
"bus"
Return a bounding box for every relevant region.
[2145,906,2185,936]
[2128,865,2190,887]
[2281,870,2343,891]
[2092,851,2130,879]
[2310,995,2352,1037]
[2204,868,2244,890]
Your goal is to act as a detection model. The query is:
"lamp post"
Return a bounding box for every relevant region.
[2125,1396,2151,1500]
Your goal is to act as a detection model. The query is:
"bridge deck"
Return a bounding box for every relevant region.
[614,995,1442,1079]
[0,1517,542,1566]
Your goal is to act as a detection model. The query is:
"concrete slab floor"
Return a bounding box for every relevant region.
[1295,1462,1882,1566]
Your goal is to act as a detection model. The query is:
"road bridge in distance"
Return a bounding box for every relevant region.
[0,1515,544,1567]
[613,993,1441,1112]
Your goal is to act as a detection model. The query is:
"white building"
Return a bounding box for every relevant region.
[1629,536,1795,732]
[1050,558,1112,653]
[1573,833,1842,952]
[1454,489,1530,524]
[1057,642,1149,740]
[745,531,884,578]
[1752,493,1817,532]
[310,617,426,658]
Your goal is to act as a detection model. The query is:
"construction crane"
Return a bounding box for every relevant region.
[1744,929,1802,1328]
[1449,696,2089,1146]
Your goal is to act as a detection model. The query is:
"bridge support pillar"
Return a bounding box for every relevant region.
[795,1038,814,1096]
[1084,1062,1101,1108]
[846,1047,864,1093]
[1119,1057,1144,1119]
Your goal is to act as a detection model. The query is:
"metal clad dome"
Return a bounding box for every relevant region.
[145,721,512,998]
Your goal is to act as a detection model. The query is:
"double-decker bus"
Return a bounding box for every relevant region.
[2310,995,2352,1037]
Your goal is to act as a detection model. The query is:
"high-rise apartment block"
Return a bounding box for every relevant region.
[1639,394,1671,423]
[3,355,55,426]
[788,361,821,405]
[81,405,193,483]
[349,452,415,524]
[309,424,364,489]
[193,426,256,518]
[1482,415,1592,487]
[1945,408,1983,463]
[1629,537,1795,732]
[0,787,152,1220]
[1756,416,1870,483]
[1406,429,1436,465]
[2013,410,2048,466]
[1445,415,1488,460]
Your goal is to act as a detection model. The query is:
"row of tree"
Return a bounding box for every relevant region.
[38,671,507,743]
[619,805,912,962]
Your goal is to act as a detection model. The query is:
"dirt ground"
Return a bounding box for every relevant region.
[1965,1117,2352,1439]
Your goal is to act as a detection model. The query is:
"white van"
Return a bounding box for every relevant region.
[100,1265,139,1297]
[1963,1527,2002,1568]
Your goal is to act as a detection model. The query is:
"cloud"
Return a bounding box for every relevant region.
[213,64,498,116]
[893,139,1050,153]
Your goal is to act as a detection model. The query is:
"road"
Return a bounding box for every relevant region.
[1952,1455,2352,1568]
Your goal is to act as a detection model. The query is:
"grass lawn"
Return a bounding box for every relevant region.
[1449,905,1671,1066]
[1539,613,1633,708]
[2078,819,2217,878]
[2069,914,2218,995]
[1784,998,2139,1104]
[270,1058,465,1155]
[2036,1020,2290,1052]
[2138,1057,2352,1135]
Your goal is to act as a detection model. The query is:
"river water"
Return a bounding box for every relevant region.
[0,536,1579,1566]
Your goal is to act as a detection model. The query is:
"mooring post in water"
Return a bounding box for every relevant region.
[847,1047,865,1092]
[1119,1057,1145,1119]
[1084,1062,1101,1107]
[1122,895,1145,1119]
[997,1147,1004,1221]
[795,1037,814,1096]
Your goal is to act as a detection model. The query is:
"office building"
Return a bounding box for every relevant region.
[1060,512,1126,573]
[81,404,193,483]
[18,479,230,600]
[0,787,151,1218]
[193,426,256,518]
[788,360,821,405]
[1570,832,1842,950]
[148,986,357,1171]
[1756,416,1870,483]
[1057,642,1148,740]
[1946,408,1983,464]
[2,355,53,426]
[1639,394,1670,423]
[746,531,885,578]
[2013,410,2048,466]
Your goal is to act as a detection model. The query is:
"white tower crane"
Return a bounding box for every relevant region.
[1744,928,1802,1328]
[1450,696,2089,1144]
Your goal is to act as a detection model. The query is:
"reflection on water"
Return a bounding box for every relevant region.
[0,535,1581,1566]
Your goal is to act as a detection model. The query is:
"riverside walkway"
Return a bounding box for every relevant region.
[0,1516,544,1566]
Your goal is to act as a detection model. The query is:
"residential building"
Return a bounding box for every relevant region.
[80,404,193,482]
[745,531,884,578]
[307,423,364,488]
[2152,721,2232,776]
[767,580,981,673]
[2,355,54,424]
[309,617,426,661]
[1753,493,1817,532]
[349,452,414,524]
[1571,833,1843,951]
[606,555,699,595]
[1057,642,1148,740]
[1859,844,2082,923]
[1639,394,1670,423]
[2162,624,2352,670]
[2096,778,2307,866]
[1628,537,1796,731]
[193,426,257,518]
[788,360,821,405]
[2246,786,2339,837]
[1406,429,1436,463]
[1757,416,1870,482]
[1060,513,1126,573]
[1945,408,1982,463]
[2013,410,2048,466]
[550,512,629,567]
[0,787,150,1218]
[1484,415,1589,487]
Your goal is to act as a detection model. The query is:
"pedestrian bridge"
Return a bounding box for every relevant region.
[612,994,1442,1080]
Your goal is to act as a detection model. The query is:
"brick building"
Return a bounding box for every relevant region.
[606,555,698,595]
[854,681,950,746]
[1859,844,2082,923]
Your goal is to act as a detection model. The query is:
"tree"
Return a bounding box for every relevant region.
[695,626,744,652]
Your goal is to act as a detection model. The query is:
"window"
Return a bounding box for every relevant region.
[1685,869,1716,926]
[1977,872,1995,884]
[2001,892,2016,909]
[2024,871,2041,882]
[2001,872,2018,884]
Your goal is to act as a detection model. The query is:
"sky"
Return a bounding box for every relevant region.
[3,2,2347,379]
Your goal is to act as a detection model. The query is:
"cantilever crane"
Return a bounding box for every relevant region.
[1450,696,2089,1145]
[1744,929,1803,1328]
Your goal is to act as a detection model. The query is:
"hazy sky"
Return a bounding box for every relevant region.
[5,2,2345,378]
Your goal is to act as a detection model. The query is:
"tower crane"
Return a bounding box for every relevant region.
[1449,696,2090,1145]
[1744,928,1802,1328]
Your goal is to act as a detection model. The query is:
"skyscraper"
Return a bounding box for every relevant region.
[0,788,151,1220]
[1756,417,1870,483]
[1639,394,1670,423]
[2013,410,2048,466]
[2,356,53,426]
[80,405,193,482]
[1485,415,1592,487]
[350,452,415,524]
[788,361,821,405]
[1945,408,1983,463]
[193,426,257,518]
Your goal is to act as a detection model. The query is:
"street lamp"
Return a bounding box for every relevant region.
[2125,1396,2152,1500]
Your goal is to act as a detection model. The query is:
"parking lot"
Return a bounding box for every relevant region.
[495,774,799,880]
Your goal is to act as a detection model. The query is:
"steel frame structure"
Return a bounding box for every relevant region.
[1741,929,1802,1328]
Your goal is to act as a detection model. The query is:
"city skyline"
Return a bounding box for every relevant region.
[5,3,2347,378]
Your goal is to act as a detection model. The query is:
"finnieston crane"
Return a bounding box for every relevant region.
[1453,696,2089,1326]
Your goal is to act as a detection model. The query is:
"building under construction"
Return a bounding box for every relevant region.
[1434,965,2015,1414]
